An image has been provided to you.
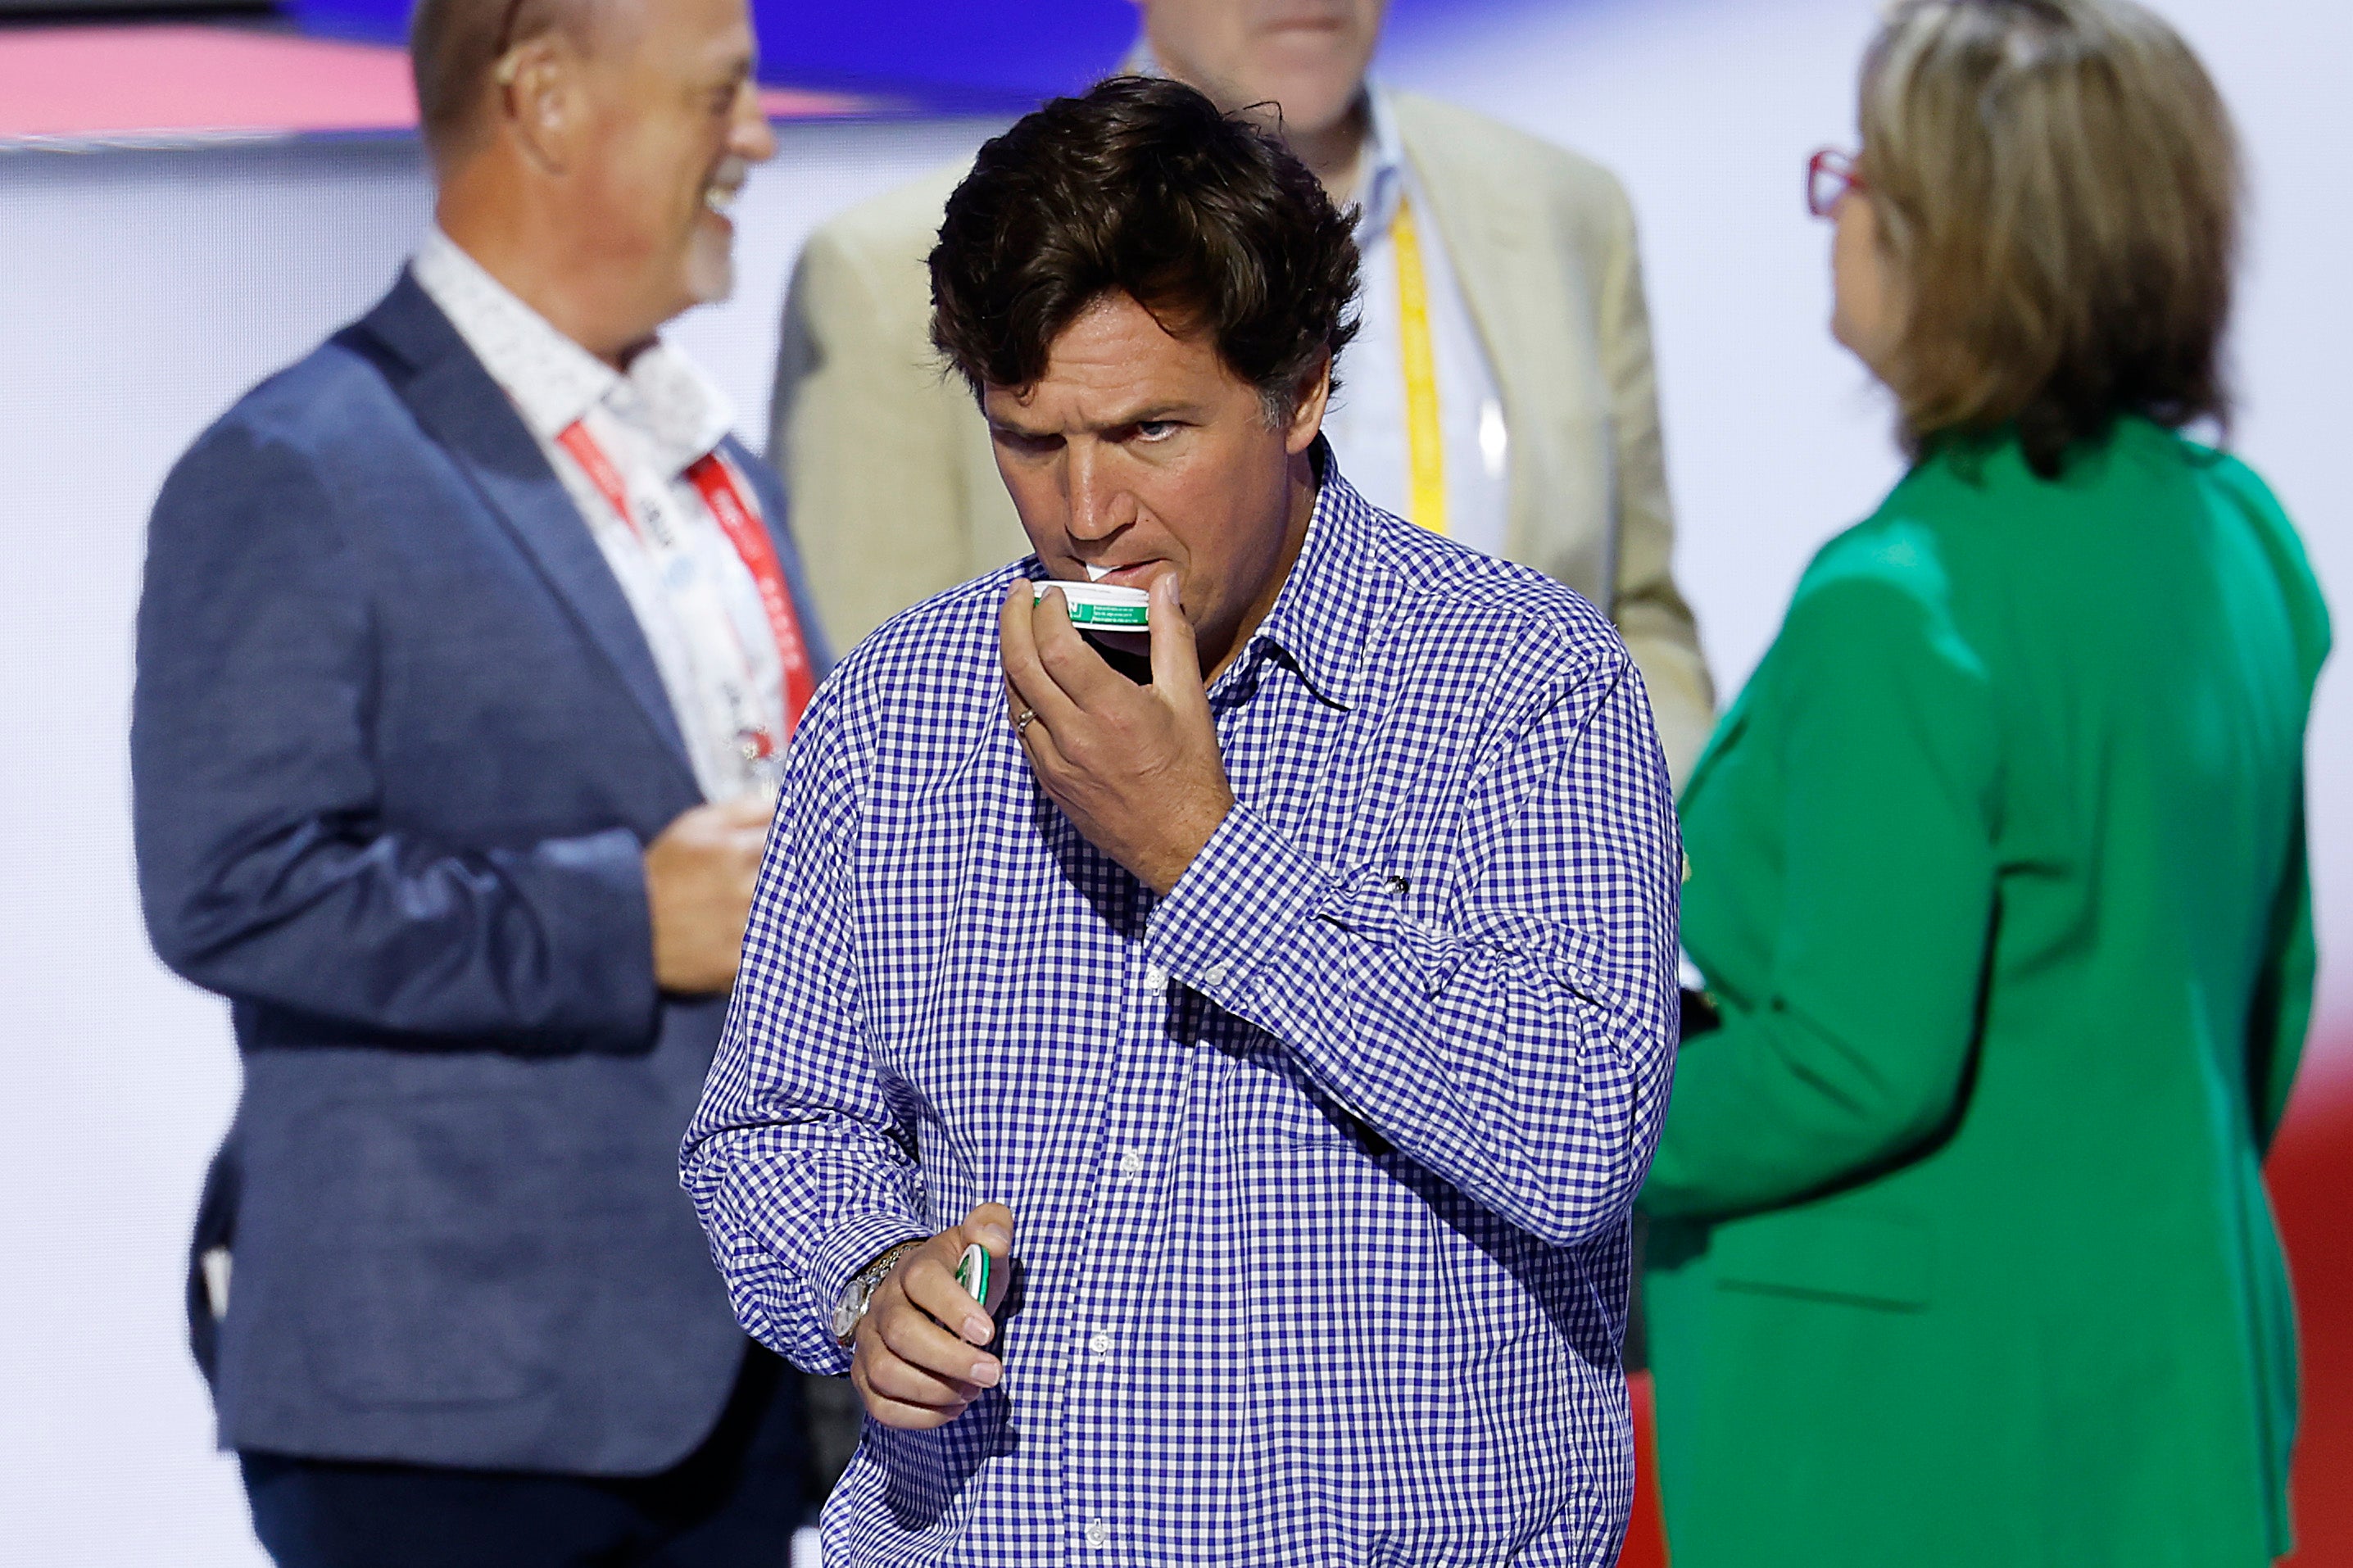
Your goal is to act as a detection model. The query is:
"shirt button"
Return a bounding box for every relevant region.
[1086,1518,1110,1550]
[1090,1330,1113,1361]
[1141,964,1168,994]
[1119,1148,1145,1179]
[1203,963,1231,989]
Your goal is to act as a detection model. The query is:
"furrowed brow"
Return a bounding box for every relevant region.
[986,398,1203,441]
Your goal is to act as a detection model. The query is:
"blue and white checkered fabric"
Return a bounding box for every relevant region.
[683,468,1681,1566]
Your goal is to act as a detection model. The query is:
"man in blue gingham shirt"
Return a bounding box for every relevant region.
[683,79,1680,1566]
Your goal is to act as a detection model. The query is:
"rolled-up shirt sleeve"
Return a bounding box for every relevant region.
[1144,647,1682,1249]
[681,677,930,1374]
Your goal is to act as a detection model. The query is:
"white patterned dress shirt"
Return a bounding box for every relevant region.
[1319,83,1513,555]
[414,229,785,801]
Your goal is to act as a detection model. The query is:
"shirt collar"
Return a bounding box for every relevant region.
[410,227,734,476]
[1218,443,1378,714]
[1119,43,1403,239]
[1351,84,1411,238]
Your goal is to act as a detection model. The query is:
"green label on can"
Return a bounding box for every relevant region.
[954,1243,991,1303]
[1065,601,1149,628]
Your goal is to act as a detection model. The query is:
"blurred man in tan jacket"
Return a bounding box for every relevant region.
[771,0,1714,780]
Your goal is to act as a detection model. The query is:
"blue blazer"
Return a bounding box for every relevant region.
[133,274,832,1475]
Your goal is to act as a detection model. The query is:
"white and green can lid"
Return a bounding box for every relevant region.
[954,1242,991,1304]
[1033,579,1150,628]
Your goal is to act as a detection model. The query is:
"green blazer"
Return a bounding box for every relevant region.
[1642,419,2328,1568]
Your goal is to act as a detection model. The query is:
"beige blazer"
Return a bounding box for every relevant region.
[769,89,1715,780]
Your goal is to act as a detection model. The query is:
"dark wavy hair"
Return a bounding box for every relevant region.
[928,75,1361,421]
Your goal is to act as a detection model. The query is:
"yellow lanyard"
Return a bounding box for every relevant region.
[1393,195,1449,536]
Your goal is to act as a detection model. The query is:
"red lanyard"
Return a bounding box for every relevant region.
[554,419,817,742]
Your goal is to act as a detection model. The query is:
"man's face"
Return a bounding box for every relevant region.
[1137,0,1387,137]
[569,0,776,329]
[984,292,1326,675]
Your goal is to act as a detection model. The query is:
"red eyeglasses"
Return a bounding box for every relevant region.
[1807,148,1866,219]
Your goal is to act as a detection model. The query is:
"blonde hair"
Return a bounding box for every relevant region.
[1860,0,2237,475]
[409,0,606,165]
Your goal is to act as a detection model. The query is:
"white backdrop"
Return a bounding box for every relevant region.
[2,1,2344,1562]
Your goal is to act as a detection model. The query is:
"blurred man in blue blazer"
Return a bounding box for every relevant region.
[130,0,826,1561]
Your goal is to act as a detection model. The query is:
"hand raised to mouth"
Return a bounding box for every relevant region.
[999,573,1235,896]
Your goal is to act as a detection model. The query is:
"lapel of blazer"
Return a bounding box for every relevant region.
[1390,93,1608,592]
[351,273,700,791]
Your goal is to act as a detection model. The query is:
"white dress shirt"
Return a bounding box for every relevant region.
[413,229,785,802]
[1317,84,1512,556]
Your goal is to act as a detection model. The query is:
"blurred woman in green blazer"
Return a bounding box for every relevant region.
[1641,2,2328,1564]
